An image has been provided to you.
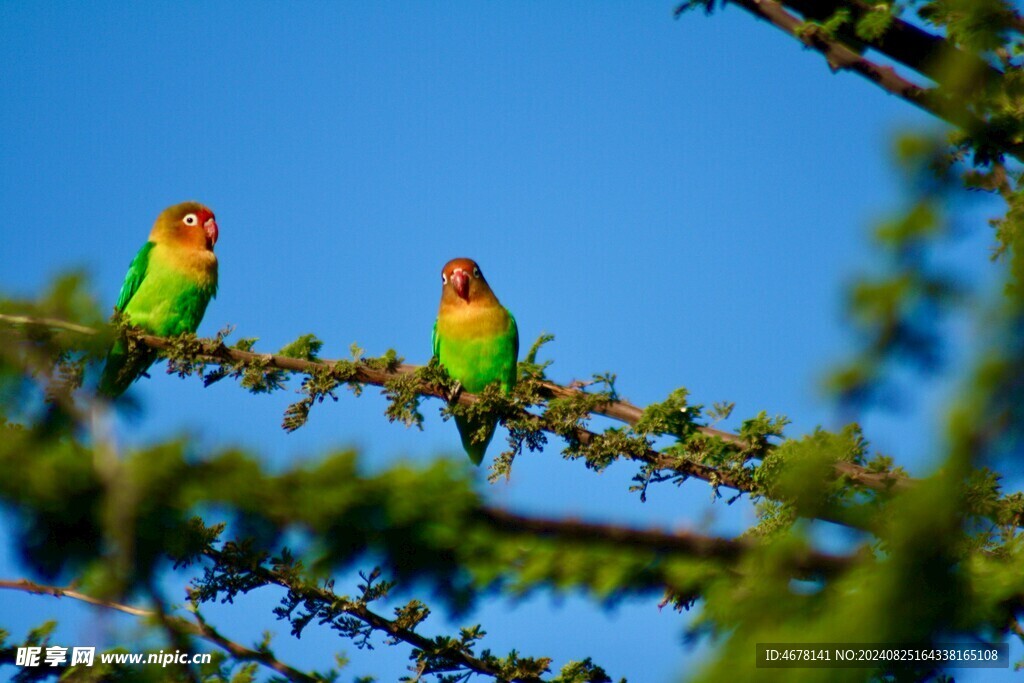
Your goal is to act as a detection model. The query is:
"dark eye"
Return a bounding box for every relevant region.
[183,213,198,226]
[441,273,448,284]
[473,267,480,278]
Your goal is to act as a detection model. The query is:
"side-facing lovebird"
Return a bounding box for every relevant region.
[432,258,518,464]
[99,201,219,397]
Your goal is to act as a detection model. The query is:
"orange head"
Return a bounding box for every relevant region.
[439,257,499,306]
[149,201,219,252]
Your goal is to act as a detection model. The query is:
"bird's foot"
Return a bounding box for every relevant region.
[447,380,464,403]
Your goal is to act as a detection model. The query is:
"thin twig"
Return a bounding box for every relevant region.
[0,314,99,337]
[1009,619,1024,642]
[189,609,320,683]
[0,579,150,617]
[0,578,320,682]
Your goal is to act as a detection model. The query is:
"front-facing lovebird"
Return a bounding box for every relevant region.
[99,201,220,397]
[432,258,518,464]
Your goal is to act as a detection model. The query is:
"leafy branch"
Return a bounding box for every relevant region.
[677,0,1024,162]
[0,578,325,682]
[0,314,916,515]
[199,550,559,682]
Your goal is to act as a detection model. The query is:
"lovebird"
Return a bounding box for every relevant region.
[99,201,219,397]
[432,258,518,464]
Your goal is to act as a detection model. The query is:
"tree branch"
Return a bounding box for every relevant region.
[0,314,99,337]
[0,314,919,504]
[0,579,150,617]
[781,0,1003,88]
[715,0,1024,160]
[201,501,851,682]
[0,578,321,682]
[127,328,906,493]
[203,549,538,682]
[477,507,851,578]
[188,610,321,683]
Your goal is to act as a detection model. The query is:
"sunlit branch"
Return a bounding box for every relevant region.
[0,314,99,337]
[0,314,919,503]
[0,578,321,682]
[779,0,1003,87]
[0,579,150,617]
[703,0,1024,160]
[135,326,912,498]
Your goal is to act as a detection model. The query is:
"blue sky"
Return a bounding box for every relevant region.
[0,2,1011,681]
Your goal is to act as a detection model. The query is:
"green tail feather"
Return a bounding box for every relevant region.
[98,338,157,398]
[455,413,497,466]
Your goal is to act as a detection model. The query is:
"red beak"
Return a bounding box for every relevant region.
[451,269,469,301]
[204,217,219,249]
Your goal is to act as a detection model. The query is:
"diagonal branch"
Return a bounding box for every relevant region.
[189,610,321,682]
[780,0,1003,88]
[0,579,151,617]
[710,0,1024,160]
[202,548,541,682]
[199,504,853,680]
[0,314,99,337]
[0,579,320,682]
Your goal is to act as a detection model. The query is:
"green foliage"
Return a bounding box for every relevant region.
[282,366,343,432]
[382,360,449,430]
[826,136,966,408]
[795,8,853,42]
[634,388,698,439]
[855,4,896,41]
[918,0,1019,52]
[520,332,556,379]
[6,4,1024,680]
[278,334,324,362]
[756,425,870,520]
[4,202,1024,681]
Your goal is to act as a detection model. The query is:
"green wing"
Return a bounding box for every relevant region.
[509,311,519,358]
[431,319,439,359]
[99,241,155,397]
[115,242,155,312]
[506,311,519,389]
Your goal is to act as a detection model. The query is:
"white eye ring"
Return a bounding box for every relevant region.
[442,273,448,284]
[473,267,480,278]
[183,213,198,226]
